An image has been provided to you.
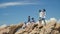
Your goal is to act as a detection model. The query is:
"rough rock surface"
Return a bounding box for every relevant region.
[0,20,60,34]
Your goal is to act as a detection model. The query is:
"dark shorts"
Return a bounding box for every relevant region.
[39,17,45,21]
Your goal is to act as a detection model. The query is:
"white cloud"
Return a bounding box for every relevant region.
[0,2,37,8]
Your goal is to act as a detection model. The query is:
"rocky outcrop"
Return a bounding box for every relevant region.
[0,20,60,34]
[8,23,23,34]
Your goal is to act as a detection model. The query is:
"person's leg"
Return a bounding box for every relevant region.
[39,17,42,24]
[43,18,46,25]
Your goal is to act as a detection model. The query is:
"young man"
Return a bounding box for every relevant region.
[28,16,30,22]
[39,9,46,25]
[26,16,31,26]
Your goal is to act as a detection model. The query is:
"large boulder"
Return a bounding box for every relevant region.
[0,26,10,34]
[9,23,23,34]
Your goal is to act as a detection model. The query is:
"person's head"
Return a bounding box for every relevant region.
[42,9,46,12]
[39,9,41,12]
[32,17,34,20]
[28,16,30,18]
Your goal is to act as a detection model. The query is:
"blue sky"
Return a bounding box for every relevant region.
[0,0,60,25]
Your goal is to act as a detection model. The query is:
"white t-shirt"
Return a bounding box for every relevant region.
[39,11,46,18]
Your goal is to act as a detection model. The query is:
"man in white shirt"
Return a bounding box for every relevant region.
[39,9,46,25]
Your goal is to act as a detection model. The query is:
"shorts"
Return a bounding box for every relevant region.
[39,17,45,21]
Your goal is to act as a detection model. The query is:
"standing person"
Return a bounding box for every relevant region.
[28,16,30,22]
[31,17,35,23]
[39,9,46,25]
[26,16,31,26]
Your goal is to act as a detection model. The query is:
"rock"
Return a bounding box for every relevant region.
[15,29,25,34]
[51,30,59,34]
[55,23,60,32]
[9,23,23,34]
[44,21,56,29]
[0,20,60,34]
[0,26,10,34]
[29,30,39,34]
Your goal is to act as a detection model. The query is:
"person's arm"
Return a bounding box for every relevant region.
[44,12,46,18]
[45,12,46,16]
